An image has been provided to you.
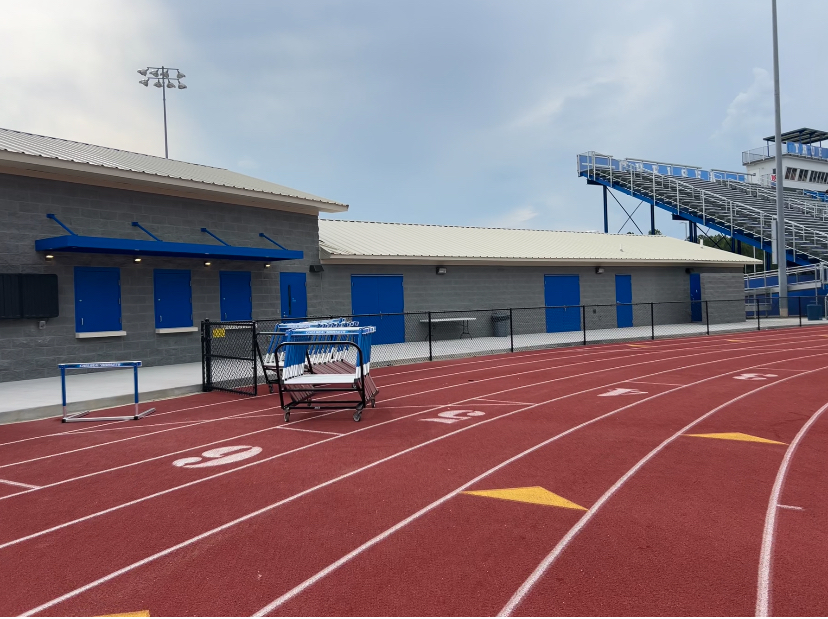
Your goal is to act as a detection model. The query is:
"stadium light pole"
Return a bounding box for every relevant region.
[137,66,187,159]
[771,0,788,312]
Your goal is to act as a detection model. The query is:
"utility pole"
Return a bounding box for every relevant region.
[771,0,788,313]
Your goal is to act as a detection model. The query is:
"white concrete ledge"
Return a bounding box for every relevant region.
[75,330,127,339]
[156,326,199,334]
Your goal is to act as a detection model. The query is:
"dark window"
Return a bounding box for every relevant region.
[20,274,59,318]
[798,168,809,181]
[785,167,798,180]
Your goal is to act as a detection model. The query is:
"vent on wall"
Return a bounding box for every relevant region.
[0,274,59,319]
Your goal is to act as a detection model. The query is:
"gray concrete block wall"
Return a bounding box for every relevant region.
[0,173,320,382]
[316,263,746,338]
[701,272,746,324]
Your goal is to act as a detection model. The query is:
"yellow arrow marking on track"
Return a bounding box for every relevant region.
[100,612,150,617]
[685,432,786,445]
[463,486,586,510]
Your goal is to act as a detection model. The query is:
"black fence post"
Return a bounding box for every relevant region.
[650,302,655,340]
[705,301,710,336]
[251,321,258,396]
[509,308,514,353]
[203,319,213,392]
[582,305,587,346]
[756,299,761,331]
[799,297,803,327]
[427,311,433,362]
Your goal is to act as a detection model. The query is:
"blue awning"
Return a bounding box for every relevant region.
[35,235,303,262]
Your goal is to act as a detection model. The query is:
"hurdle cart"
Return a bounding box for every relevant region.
[267,324,378,422]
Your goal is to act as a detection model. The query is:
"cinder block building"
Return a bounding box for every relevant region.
[0,128,755,381]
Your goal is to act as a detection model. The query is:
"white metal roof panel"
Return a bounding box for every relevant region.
[319,220,759,266]
[0,127,345,208]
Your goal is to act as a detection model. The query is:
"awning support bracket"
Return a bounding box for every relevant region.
[46,214,77,235]
[201,228,231,246]
[259,232,288,251]
[131,221,163,242]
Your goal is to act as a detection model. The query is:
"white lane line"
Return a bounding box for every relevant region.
[276,427,343,436]
[499,366,828,617]
[0,478,40,490]
[254,358,828,617]
[755,400,828,617]
[21,353,828,617]
[777,504,804,511]
[470,398,538,406]
[625,381,686,387]
[0,341,803,506]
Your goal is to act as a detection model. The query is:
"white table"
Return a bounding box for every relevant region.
[420,316,477,338]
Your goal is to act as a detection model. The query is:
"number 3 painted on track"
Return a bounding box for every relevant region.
[420,410,486,424]
[173,445,262,468]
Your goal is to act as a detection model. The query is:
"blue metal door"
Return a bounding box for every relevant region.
[154,270,192,328]
[690,273,702,321]
[219,271,252,321]
[615,274,633,328]
[74,267,122,333]
[280,272,307,320]
[351,275,405,344]
[544,275,581,332]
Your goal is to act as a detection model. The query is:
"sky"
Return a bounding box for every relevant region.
[1,0,827,240]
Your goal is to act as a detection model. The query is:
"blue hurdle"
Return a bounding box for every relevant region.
[59,361,157,422]
[274,325,378,422]
[261,318,358,369]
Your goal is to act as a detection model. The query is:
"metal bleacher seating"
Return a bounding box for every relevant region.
[577,152,828,265]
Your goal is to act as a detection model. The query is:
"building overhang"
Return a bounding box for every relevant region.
[0,151,348,216]
[35,235,303,262]
[319,255,758,268]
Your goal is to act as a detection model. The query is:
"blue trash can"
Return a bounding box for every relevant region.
[807,304,824,321]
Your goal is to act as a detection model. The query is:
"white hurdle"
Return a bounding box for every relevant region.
[59,361,156,423]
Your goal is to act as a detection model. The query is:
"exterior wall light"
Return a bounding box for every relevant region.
[204,261,211,267]
[595,267,605,274]
[45,254,54,260]
[134,257,142,263]
[264,263,271,268]
[436,266,447,275]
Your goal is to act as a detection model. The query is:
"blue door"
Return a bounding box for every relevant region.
[690,273,702,321]
[74,267,122,333]
[544,275,581,332]
[280,272,307,320]
[219,271,252,321]
[154,270,192,328]
[615,274,633,328]
[351,275,405,344]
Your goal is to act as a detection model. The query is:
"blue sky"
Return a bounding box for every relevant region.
[2,0,827,240]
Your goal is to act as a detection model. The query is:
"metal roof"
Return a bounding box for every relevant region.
[0,127,347,213]
[764,128,828,145]
[318,220,760,266]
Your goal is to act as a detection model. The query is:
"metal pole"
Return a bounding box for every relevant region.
[133,365,139,417]
[603,186,608,234]
[427,311,433,362]
[705,301,710,336]
[772,0,788,313]
[650,303,655,340]
[162,66,169,159]
[582,305,587,346]
[509,308,514,353]
[252,321,258,396]
[757,298,761,331]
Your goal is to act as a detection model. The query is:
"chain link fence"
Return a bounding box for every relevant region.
[202,296,828,394]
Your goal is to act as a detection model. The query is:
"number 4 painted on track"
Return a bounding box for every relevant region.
[420,410,486,424]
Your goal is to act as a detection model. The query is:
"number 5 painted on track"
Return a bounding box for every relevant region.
[173,445,262,468]
[420,410,486,424]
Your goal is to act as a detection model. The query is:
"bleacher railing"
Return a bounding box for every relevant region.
[743,142,828,166]
[578,152,828,265]
[201,296,828,395]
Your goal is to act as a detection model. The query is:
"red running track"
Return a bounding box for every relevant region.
[1,328,828,616]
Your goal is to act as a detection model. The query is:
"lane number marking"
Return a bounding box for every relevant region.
[598,387,647,397]
[734,373,778,381]
[420,410,486,424]
[173,445,262,468]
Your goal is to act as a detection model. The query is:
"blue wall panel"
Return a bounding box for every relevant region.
[351,275,405,344]
[690,273,702,321]
[544,275,581,332]
[74,267,121,333]
[219,271,252,321]
[615,274,633,328]
[154,270,192,329]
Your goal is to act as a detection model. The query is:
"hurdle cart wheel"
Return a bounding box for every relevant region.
[284,410,290,422]
[353,405,363,422]
[370,398,376,408]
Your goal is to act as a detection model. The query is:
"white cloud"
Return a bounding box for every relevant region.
[483,205,539,229]
[0,0,188,156]
[711,67,774,146]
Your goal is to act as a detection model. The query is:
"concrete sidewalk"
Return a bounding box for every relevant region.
[0,362,203,425]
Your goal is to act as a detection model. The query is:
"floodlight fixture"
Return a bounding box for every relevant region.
[137,65,188,159]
